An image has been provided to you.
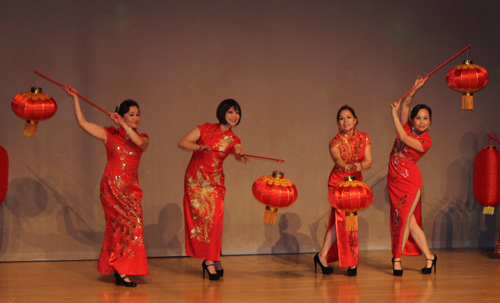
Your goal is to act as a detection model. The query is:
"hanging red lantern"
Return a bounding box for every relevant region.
[473,145,500,215]
[11,87,57,137]
[0,145,8,204]
[329,176,373,231]
[446,60,489,110]
[252,171,298,225]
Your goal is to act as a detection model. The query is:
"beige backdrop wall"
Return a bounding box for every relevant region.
[0,0,499,261]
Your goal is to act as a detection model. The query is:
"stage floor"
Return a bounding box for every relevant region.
[0,249,499,302]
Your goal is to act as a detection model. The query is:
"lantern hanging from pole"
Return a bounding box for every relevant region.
[0,145,8,204]
[329,175,373,231]
[446,60,489,110]
[473,145,500,215]
[252,171,298,225]
[11,87,58,137]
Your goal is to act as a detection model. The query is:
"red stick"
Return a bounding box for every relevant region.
[397,44,471,103]
[34,70,111,115]
[488,134,500,145]
[207,149,284,162]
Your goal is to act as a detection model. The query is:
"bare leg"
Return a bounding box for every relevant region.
[204,260,217,274]
[395,189,434,269]
[119,274,132,282]
[394,190,421,270]
[318,225,337,266]
[214,260,223,271]
[408,215,434,267]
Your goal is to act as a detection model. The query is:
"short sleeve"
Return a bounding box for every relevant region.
[405,122,432,154]
[364,133,371,146]
[419,134,432,154]
[233,135,241,146]
[197,123,210,136]
[140,133,149,140]
[104,126,117,138]
[403,122,412,133]
[329,135,342,149]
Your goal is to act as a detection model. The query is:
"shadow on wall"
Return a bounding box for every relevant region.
[4,178,49,218]
[309,208,330,253]
[272,213,312,255]
[144,203,183,256]
[1,178,49,257]
[427,132,499,250]
[2,176,104,259]
[34,170,103,251]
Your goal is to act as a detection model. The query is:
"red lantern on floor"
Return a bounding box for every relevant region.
[446,60,488,110]
[12,87,57,137]
[252,171,298,225]
[329,176,373,231]
[0,145,8,204]
[473,145,500,215]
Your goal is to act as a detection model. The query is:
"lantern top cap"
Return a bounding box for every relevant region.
[272,171,284,179]
[486,146,497,150]
[344,175,356,181]
[463,60,472,65]
[30,87,42,94]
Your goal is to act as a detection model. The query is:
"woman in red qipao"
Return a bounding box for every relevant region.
[314,105,372,277]
[177,99,249,281]
[388,76,437,276]
[64,85,149,287]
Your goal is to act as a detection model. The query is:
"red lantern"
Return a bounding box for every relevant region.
[252,171,298,225]
[446,60,489,110]
[473,145,500,215]
[12,87,57,137]
[0,145,8,204]
[329,176,373,231]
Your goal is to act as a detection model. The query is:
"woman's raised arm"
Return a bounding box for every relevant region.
[64,84,106,142]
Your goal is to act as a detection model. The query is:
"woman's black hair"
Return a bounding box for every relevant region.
[410,104,432,121]
[336,105,358,125]
[115,99,140,117]
[216,99,241,125]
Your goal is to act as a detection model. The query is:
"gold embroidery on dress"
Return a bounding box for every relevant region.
[187,167,219,243]
[102,134,145,259]
[330,131,368,165]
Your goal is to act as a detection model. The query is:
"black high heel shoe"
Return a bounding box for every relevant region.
[215,261,224,277]
[421,254,437,274]
[347,266,357,277]
[114,271,137,287]
[392,257,403,276]
[314,253,333,274]
[202,261,220,281]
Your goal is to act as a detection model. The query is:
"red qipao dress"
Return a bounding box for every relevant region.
[388,122,432,258]
[183,123,241,261]
[98,126,149,276]
[325,130,371,267]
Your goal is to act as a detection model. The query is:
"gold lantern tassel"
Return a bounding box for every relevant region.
[264,206,278,225]
[483,206,494,215]
[462,92,473,110]
[23,120,38,137]
[345,212,358,231]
